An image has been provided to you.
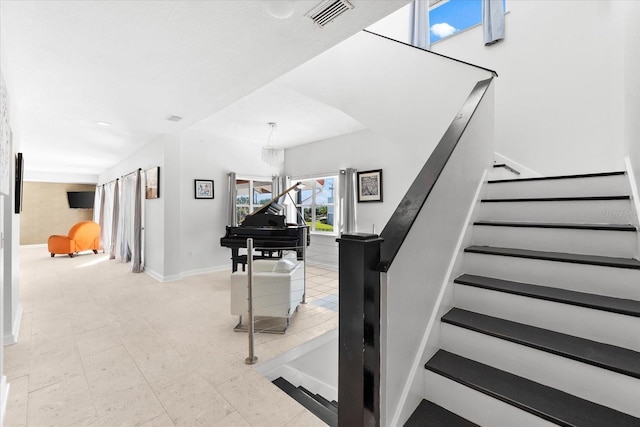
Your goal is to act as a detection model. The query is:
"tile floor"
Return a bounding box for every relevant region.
[4,246,339,426]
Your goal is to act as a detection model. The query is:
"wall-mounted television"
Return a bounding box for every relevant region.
[15,153,24,214]
[67,191,95,209]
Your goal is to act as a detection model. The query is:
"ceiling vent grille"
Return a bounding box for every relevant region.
[305,0,354,28]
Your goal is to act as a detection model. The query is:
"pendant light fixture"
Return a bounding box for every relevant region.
[261,122,284,166]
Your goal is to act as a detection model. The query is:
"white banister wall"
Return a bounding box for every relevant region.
[382,83,495,427]
[282,31,493,240]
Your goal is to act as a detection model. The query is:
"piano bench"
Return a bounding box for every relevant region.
[232,250,283,272]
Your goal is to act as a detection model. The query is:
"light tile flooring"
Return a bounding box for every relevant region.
[4,246,339,426]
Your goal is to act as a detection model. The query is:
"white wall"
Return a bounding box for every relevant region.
[178,129,279,275]
[617,1,640,188]
[282,31,493,236]
[428,1,627,175]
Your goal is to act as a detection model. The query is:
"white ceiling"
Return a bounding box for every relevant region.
[0,0,410,178]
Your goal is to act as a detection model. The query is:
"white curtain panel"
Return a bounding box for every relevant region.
[93,186,101,224]
[109,179,119,259]
[227,172,237,226]
[118,174,136,263]
[131,169,144,273]
[102,182,114,256]
[483,0,505,46]
[411,0,430,50]
[94,185,106,252]
[338,168,357,234]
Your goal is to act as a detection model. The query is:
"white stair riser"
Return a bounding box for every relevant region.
[440,323,640,417]
[463,252,640,300]
[486,175,629,199]
[478,199,634,224]
[423,370,557,427]
[473,226,637,258]
[453,284,640,351]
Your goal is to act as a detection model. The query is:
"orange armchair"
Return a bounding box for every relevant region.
[48,221,101,258]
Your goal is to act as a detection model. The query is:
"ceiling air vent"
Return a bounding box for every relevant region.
[305,0,354,28]
[165,115,183,122]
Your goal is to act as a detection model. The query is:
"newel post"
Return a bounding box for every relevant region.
[337,233,383,426]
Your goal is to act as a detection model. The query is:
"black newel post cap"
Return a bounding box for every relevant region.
[336,233,383,243]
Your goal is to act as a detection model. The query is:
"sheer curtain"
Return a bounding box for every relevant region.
[272,175,286,197]
[102,182,114,257]
[104,171,144,272]
[131,169,144,273]
[109,179,120,260]
[338,168,357,234]
[118,173,138,263]
[483,0,505,46]
[93,185,106,252]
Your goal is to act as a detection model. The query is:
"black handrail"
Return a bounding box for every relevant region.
[363,30,498,78]
[378,77,494,272]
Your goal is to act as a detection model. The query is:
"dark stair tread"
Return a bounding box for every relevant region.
[442,308,640,379]
[298,385,336,412]
[404,399,479,427]
[464,245,640,270]
[330,400,338,408]
[425,350,640,427]
[474,220,637,232]
[481,195,630,202]
[492,163,521,175]
[488,171,626,184]
[454,274,640,317]
[272,377,337,427]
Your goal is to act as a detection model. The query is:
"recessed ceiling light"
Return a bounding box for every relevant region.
[96,121,112,126]
[265,0,294,19]
[165,115,183,122]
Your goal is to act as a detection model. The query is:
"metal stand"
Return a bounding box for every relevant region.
[245,238,258,365]
[301,227,307,304]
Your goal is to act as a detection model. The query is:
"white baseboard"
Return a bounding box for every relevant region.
[144,269,181,283]
[3,304,23,346]
[180,264,229,278]
[145,264,230,282]
[1,376,9,427]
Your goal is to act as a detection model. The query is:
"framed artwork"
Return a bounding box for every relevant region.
[357,169,383,203]
[145,166,160,199]
[194,179,214,199]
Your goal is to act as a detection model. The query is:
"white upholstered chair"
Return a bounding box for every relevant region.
[230,258,304,332]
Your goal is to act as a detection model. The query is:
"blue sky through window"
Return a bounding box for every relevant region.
[429,0,482,43]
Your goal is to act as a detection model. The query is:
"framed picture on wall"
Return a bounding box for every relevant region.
[145,166,160,199]
[194,179,214,199]
[357,169,383,203]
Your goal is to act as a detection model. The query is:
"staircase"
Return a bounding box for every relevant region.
[406,171,640,426]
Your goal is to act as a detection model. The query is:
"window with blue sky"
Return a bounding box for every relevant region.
[429,0,505,43]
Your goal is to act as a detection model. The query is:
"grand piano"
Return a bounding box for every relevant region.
[220,183,309,272]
